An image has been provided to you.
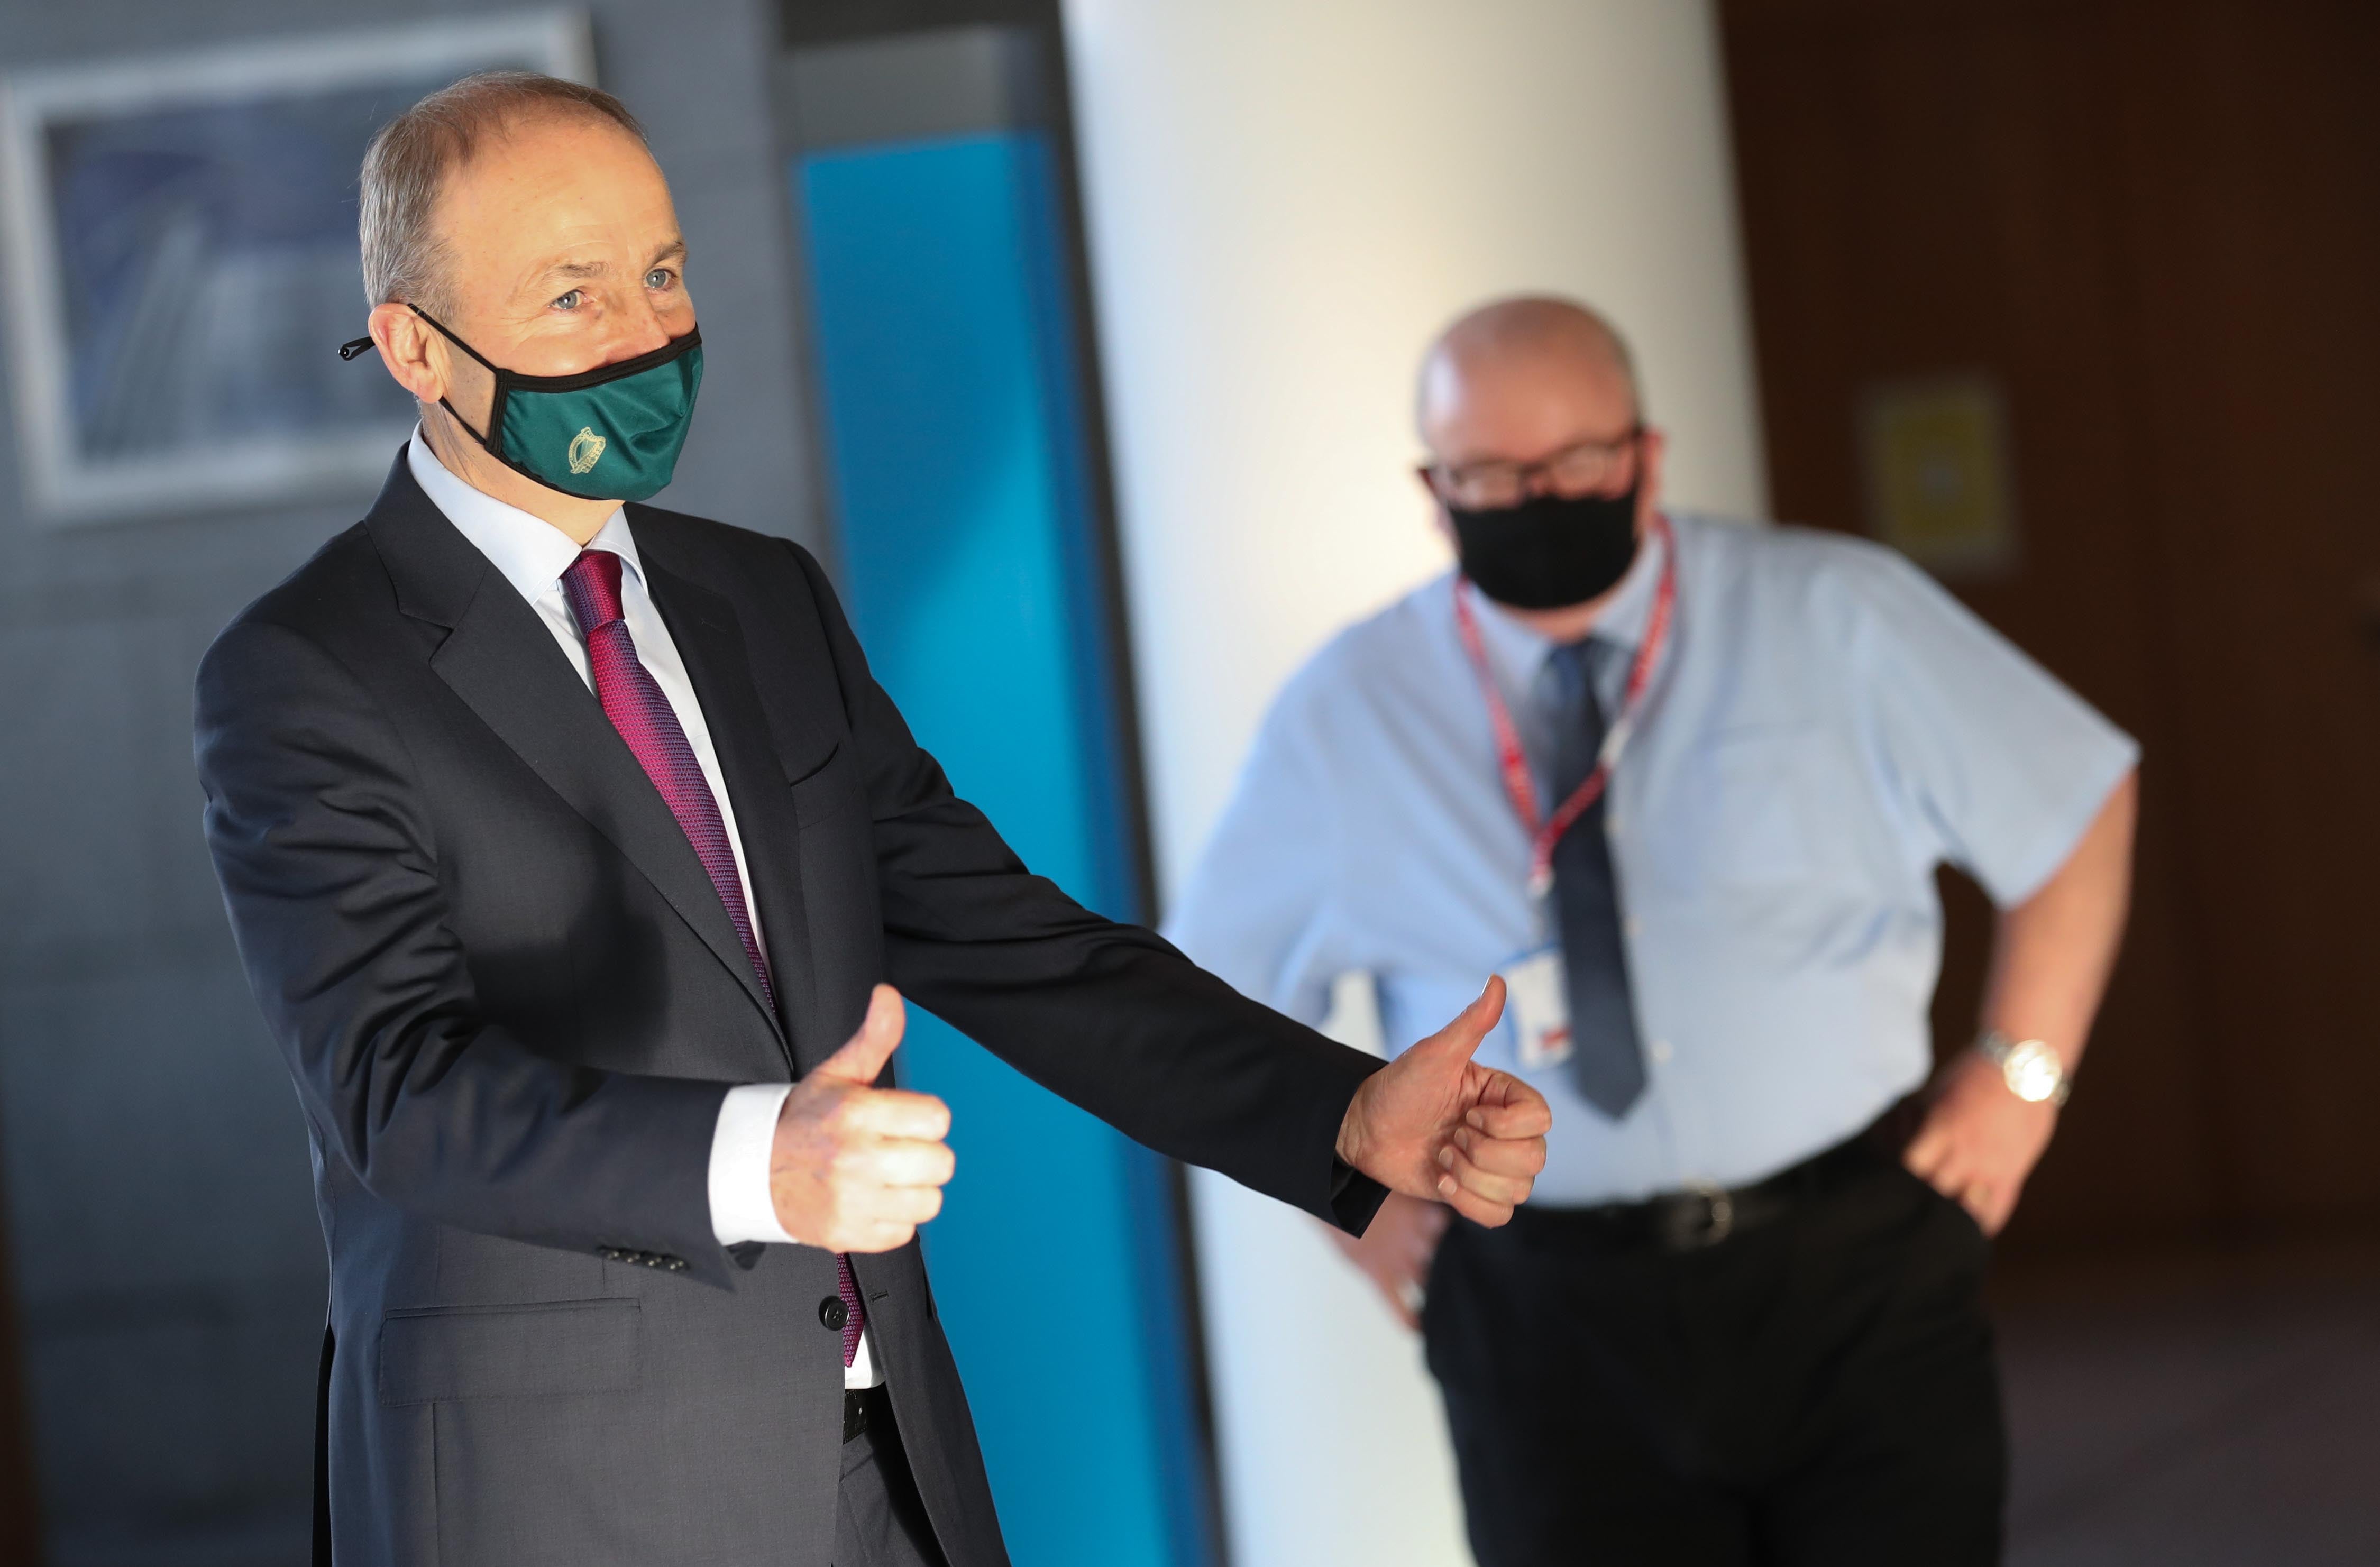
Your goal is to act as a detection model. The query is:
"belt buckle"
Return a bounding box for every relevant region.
[843,1387,868,1444]
[1681,1181,1735,1248]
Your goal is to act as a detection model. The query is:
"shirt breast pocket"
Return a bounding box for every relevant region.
[1647,725,1838,895]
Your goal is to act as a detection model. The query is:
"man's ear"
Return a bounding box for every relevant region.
[1638,424,1669,476]
[368,302,444,405]
[1416,465,1461,550]
[1634,425,1668,532]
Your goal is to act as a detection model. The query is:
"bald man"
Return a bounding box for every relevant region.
[195,76,1549,1567]
[1168,297,2139,1565]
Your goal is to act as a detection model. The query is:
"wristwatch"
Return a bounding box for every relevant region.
[1976,1032,2071,1106]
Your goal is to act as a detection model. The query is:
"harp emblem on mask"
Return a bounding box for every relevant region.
[567,427,607,475]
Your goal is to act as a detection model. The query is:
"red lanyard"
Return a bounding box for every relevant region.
[1452,512,1678,900]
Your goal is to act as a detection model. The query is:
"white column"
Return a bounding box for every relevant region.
[1061,4,1767,1563]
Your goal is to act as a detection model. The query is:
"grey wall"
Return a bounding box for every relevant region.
[0,3,821,1561]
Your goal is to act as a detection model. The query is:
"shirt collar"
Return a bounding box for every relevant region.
[1586,516,1669,653]
[406,430,643,604]
[1465,513,1673,684]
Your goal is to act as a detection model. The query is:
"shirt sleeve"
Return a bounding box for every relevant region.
[708,1083,798,1245]
[1845,545,2140,906]
[1162,688,1342,1028]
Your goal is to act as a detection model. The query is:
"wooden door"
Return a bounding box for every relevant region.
[1718,0,2380,1250]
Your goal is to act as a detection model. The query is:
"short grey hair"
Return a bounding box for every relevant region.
[359,70,646,314]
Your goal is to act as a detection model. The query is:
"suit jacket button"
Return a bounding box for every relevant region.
[820,1297,848,1332]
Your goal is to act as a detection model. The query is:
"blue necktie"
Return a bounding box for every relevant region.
[1544,640,1647,1119]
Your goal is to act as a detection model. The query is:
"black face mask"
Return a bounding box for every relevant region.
[1449,484,1642,610]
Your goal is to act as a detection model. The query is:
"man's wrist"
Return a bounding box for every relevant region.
[1334,1093,1363,1171]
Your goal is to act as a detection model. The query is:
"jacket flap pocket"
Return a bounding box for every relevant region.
[378,1297,639,1405]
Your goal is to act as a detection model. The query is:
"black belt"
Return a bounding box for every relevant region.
[844,1384,890,1444]
[1512,1127,1892,1256]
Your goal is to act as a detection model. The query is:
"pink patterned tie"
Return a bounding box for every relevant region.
[561,549,866,1366]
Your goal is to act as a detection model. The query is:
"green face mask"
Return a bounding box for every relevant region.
[341,309,703,502]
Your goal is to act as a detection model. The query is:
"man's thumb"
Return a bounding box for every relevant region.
[1413,976,1505,1064]
[821,984,905,1083]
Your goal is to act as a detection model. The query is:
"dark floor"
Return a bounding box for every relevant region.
[1995,1238,2380,1565]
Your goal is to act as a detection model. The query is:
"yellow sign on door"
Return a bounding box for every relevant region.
[1859,375,2020,578]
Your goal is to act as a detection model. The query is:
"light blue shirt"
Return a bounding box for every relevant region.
[1165,512,2138,1204]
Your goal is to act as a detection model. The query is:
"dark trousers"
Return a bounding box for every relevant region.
[835,1389,949,1567]
[1422,1146,2006,1566]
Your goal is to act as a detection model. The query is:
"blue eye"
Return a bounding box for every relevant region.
[553,289,583,311]
[646,268,675,291]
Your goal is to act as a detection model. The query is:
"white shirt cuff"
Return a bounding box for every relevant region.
[709,1082,800,1245]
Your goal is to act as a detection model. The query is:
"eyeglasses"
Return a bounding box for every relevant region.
[1425,426,1644,510]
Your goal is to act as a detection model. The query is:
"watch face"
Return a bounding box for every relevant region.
[2004,1039,2064,1103]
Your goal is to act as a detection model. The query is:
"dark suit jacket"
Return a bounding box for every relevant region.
[195,455,1387,1567]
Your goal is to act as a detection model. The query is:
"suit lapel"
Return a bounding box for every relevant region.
[362,456,786,1052]
[639,553,827,1069]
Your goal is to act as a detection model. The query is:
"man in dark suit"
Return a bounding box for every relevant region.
[194,72,1550,1567]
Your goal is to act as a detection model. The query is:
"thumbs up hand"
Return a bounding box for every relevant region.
[1334,977,1551,1227]
[768,985,956,1252]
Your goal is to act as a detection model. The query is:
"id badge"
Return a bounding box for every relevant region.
[1502,947,1572,1071]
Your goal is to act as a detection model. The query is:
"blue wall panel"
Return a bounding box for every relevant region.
[798,132,1210,1567]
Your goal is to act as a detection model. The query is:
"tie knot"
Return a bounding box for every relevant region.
[561,548,627,634]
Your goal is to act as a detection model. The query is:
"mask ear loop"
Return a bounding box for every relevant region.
[405,305,511,461]
[401,305,628,500]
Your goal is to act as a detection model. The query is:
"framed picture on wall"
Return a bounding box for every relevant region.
[0,11,594,525]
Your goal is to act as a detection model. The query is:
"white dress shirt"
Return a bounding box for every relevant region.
[407,435,882,1387]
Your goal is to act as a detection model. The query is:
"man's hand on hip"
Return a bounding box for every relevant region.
[1903,1048,2058,1235]
[1335,977,1552,1226]
[770,985,955,1252]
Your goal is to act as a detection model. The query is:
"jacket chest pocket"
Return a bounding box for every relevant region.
[789,741,862,830]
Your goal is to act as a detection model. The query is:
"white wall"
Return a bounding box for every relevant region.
[1060,3,1768,1563]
